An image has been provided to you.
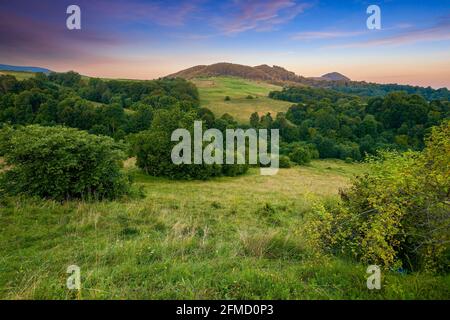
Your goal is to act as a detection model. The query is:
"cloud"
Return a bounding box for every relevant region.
[88,0,199,27]
[0,8,121,66]
[218,0,313,34]
[292,30,366,40]
[328,16,450,48]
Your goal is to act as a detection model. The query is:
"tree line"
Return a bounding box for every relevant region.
[249,86,450,165]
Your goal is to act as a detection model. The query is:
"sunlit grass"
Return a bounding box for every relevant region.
[192,77,293,123]
[0,70,36,81]
[0,160,448,299]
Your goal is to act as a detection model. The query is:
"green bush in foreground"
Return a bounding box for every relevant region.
[306,120,450,273]
[0,125,131,200]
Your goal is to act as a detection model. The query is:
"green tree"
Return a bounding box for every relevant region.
[0,125,131,200]
[249,112,260,128]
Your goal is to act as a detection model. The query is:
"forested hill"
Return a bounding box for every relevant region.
[0,71,200,139]
[263,85,449,162]
[0,64,52,74]
[168,62,449,101]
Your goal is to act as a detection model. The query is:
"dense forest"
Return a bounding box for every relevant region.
[261,86,450,164]
[326,81,450,101]
[0,71,199,139]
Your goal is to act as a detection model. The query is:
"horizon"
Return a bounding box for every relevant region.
[1,0,449,88]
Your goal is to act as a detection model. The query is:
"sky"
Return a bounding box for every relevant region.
[0,0,449,88]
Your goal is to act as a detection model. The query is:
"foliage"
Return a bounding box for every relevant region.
[328,81,450,101]
[0,125,131,200]
[278,155,292,168]
[0,73,199,139]
[129,107,248,180]
[266,88,449,160]
[305,121,450,273]
[289,146,313,165]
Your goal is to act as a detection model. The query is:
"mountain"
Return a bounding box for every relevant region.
[321,72,350,81]
[167,63,313,86]
[167,62,352,87]
[0,64,52,74]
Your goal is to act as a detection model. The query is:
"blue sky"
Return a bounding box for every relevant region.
[0,0,449,87]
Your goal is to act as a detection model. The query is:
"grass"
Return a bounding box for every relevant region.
[1,159,448,300]
[0,70,36,81]
[192,77,293,123]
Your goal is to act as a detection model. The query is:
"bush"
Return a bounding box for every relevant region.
[305,121,450,273]
[279,155,292,168]
[224,96,231,101]
[130,108,248,180]
[221,152,249,177]
[289,146,312,165]
[0,125,131,200]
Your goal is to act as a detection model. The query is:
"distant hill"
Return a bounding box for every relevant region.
[167,62,355,87]
[168,62,448,100]
[167,63,313,86]
[320,72,350,81]
[0,64,52,74]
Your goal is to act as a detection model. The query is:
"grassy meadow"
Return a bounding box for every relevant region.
[0,70,36,81]
[192,77,293,123]
[1,159,448,299]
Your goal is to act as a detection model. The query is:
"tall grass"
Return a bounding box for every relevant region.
[0,160,448,299]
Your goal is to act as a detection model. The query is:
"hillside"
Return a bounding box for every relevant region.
[321,72,350,81]
[167,62,352,86]
[3,158,449,299]
[168,62,313,86]
[192,77,293,123]
[0,64,52,74]
[0,70,36,81]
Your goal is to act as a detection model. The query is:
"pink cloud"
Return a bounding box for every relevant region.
[328,16,450,48]
[292,30,366,40]
[218,0,313,34]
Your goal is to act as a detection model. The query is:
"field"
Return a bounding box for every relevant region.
[192,77,293,123]
[0,70,36,81]
[1,159,448,299]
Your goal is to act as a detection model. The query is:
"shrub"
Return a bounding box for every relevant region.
[289,146,312,165]
[130,108,248,180]
[305,121,450,273]
[131,129,223,180]
[279,155,292,168]
[0,125,131,200]
[224,96,231,101]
